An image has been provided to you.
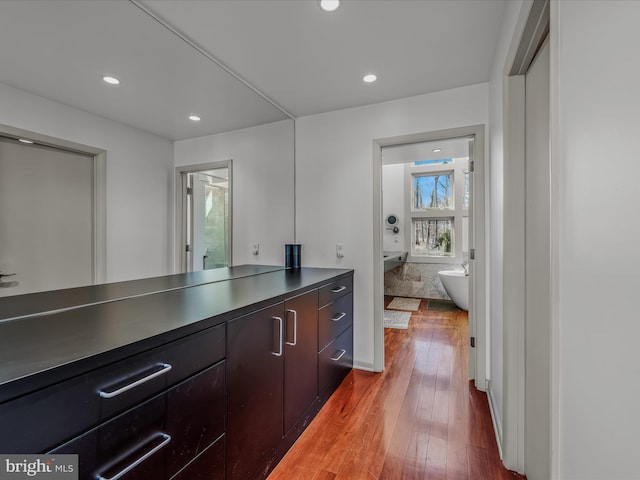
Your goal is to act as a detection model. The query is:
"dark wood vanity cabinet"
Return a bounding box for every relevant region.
[283,289,319,434]
[0,267,353,480]
[0,324,225,456]
[226,289,320,480]
[50,361,225,480]
[226,303,285,480]
[318,276,354,395]
[44,325,227,480]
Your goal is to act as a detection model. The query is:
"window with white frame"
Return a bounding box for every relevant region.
[406,157,469,261]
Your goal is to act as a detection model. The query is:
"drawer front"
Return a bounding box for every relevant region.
[166,362,225,477]
[1,323,225,454]
[318,326,353,395]
[318,293,353,351]
[51,362,225,480]
[170,435,225,480]
[50,394,167,480]
[318,275,353,308]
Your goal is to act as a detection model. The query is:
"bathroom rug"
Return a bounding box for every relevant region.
[387,297,421,311]
[427,299,460,311]
[383,310,411,329]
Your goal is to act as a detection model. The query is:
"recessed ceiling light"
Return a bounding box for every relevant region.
[189,115,201,122]
[432,148,442,153]
[102,75,120,85]
[319,0,340,12]
[18,138,33,144]
[363,74,377,83]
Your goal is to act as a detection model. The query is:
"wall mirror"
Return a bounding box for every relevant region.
[0,0,293,297]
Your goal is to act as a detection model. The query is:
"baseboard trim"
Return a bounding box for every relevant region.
[353,361,377,372]
[488,382,504,460]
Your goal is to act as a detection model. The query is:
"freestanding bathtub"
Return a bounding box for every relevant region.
[437,270,469,311]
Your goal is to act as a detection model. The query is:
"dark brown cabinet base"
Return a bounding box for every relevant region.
[226,274,354,480]
[226,303,285,480]
[0,267,353,480]
[283,290,319,434]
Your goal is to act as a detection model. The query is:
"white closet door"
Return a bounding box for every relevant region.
[0,137,94,296]
[524,38,551,480]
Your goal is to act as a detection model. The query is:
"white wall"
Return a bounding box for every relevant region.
[553,2,640,478]
[174,120,294,267]
[382,163,406,252]
[0,81,174,283]
[296,84,489,370]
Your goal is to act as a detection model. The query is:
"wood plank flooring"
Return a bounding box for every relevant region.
[267,296,526,480]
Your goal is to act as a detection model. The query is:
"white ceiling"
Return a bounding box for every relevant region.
[382,137,471,165]
[0,0,507,141]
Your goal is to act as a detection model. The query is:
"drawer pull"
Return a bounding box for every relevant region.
[331,286,346,293]
[98,363,172,399]
[272,316,283,357]
[97,432,171,480]
[286,309,297,346]
[330,349,347,362]
[331,312,346,322]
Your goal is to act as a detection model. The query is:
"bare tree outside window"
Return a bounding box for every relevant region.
[413,218,453,256]
[413,173,453,210]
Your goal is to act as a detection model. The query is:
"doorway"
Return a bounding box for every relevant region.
[500,0,551,474]
[373,125,486,387]
[176,161,232,273]
[0,128,105,297]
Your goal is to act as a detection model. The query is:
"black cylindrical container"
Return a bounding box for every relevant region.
[285,244,302,269]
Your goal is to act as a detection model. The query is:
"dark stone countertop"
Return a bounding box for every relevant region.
[0,266,353,403]
[0,264,285,322]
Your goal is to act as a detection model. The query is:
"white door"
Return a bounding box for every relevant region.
[467,138,476,379]
[524,38,551,480]
[182,167,230,272]
[0,137,94,296]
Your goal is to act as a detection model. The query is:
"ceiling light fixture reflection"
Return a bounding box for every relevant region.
[102,75,120,85]
[18,138,34,144]
[320,0,340,12]
[189,115,201,122]
[363,74,377,83]
[432,148,442,153]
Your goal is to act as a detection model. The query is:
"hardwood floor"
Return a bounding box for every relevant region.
[267,296,525,480]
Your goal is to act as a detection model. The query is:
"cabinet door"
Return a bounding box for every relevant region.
[226,303,284,480]
[284,290,318,433]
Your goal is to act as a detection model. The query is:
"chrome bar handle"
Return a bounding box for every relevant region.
[331,312,346,322]
[285,309,297,346]
[331,286,346,293]
[97,433,171,480]
[330,349,347,362]
[272,316,283,356]
[98,363,172,399]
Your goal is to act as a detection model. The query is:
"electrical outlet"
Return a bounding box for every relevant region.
[252,243,259,255]
[336,243,344,258]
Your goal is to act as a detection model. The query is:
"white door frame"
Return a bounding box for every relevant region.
[174,160,233,273]
[500,0,551,474]
[372,124,486,389]
[0,123,106,285]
